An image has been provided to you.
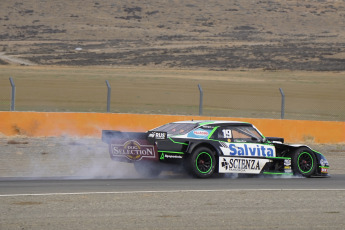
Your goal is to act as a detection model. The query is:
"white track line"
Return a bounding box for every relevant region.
[1,189,345,197]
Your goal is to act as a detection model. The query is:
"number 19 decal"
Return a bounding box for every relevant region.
[222,129,232,138]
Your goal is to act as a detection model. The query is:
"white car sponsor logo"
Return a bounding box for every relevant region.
[164,154,183,159]
[148,131,167,139]
[220,143,276,157]
[219,157,271,174]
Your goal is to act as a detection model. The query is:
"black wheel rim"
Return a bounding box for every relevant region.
[196,152,212,174]
[298,152,313,174]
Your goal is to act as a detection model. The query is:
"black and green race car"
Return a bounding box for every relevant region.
[102,120,330,178]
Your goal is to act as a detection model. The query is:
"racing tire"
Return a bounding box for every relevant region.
[189,147,216,178]
[291,147,317,177]
[134,161,161,178]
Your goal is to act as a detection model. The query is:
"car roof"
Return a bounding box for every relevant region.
[171,120,252,127]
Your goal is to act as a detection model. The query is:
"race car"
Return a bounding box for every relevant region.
[102,120,329,178]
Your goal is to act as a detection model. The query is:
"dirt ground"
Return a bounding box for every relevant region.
[0,136,344,178]
[0,0,344,70]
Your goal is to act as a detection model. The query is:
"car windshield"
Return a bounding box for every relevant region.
[151,123,198,135]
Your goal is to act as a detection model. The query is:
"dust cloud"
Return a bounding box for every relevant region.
[0,136,141,179]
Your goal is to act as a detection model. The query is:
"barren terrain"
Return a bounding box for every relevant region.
[0,0,344,70]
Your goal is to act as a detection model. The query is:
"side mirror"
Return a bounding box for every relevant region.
[266,137,284,143]
[251,137,264,143]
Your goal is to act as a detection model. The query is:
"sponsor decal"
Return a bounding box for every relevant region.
[188,129,210,138]
[284,159,291,166]
[148,131,167,140]
[219,157,271,174]
[164,154,183,159]
[111,140,155,161]
[321,167,328,174]
[193,130,209,136]
[283,159,292,173]
[160,153,183,160]
[220,143,276,157]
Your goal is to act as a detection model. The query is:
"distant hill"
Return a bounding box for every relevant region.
[0,0,344,70]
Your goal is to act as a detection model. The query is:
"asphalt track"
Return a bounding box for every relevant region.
[1,175,345,229]
[1,175,345,195]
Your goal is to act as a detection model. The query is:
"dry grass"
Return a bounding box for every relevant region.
[0,65,344,121]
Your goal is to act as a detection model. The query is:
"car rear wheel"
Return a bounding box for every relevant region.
[190,147,216,178]
[291,147,316,177]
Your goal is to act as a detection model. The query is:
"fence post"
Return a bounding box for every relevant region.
[279,88,285,119]
[9,77,15,111]
[198,84,203,116]
[105,80,111,113]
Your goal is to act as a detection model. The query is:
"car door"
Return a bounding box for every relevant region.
[215,126,276,158]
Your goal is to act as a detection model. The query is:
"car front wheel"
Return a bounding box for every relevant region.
[291,147,317,177]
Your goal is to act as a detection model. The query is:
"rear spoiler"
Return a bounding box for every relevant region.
[102,130,167,144]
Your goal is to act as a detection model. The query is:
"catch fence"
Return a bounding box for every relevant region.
[0,77,344,122]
